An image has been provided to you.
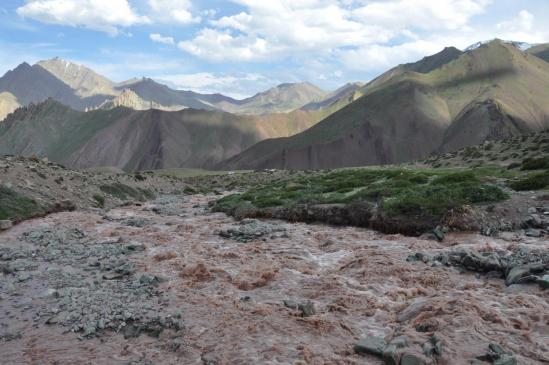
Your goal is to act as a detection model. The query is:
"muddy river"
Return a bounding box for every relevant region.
[0,195,547,364]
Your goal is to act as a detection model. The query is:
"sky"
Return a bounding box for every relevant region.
[1,0,548,98]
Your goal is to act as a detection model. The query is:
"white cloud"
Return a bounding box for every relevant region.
[179,0,491,62]
[150,33,175,45]
[16,0,149,35]
[148,0,201,24]
[155,72,269,98]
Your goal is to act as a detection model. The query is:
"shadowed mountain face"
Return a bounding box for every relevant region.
[220,41,549,170]
[0,99,324,171]
[527,43,549,62]
[0,62,111,111]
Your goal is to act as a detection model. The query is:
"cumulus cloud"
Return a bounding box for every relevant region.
[148,0,201,25]
[16,0,149,35]
[155,72,270,98]
[178,0,491,62]
[150,33,175,45]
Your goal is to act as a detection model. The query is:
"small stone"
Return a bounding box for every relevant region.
[422,342,434,356]
[354,335,387,357]
[0,220,13,231]
[528,207,538,214]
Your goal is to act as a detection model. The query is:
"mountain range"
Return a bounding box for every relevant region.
[0,58,331,121]
[0,39,548,171]
[220,40,549,170]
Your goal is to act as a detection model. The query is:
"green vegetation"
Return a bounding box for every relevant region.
[99,183,154,201]
[0,186,45,222]
[521,157,549,170]
[214,167,509,226]
[92,194,105,208]
[509,171,549,191]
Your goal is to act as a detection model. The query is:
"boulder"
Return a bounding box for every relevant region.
[354,335,387,356]
[505,264,546,286]
[400,353,429,365]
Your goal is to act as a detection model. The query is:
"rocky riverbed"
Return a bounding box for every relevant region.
[0,194,548,364]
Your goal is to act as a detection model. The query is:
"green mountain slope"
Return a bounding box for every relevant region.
[526,43,549,62]
[220,41,549,170]
[0,99,325,171]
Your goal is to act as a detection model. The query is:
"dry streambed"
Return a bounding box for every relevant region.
[0,194,547,364]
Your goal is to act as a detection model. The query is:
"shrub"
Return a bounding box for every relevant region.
[99,183,154,201]
[521,157,549,171]
[0,186,45,222]
[93,194,105,208]
[509,171,549,191]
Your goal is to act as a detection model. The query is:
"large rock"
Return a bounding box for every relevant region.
[354,335,387,356]
[400,353,429,365]
[505,264,546,286]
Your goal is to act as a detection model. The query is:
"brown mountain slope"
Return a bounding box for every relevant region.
[0,99,324,171]
[219,41,549,170]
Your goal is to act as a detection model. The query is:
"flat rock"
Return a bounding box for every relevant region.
[0,220,13,230]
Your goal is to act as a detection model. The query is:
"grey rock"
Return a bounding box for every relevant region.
[283,300,316,317]
[382,344,400,365]
[400,353,428,365]
[354,335,387,356]
[0,220,13,230]
[525,228,542,237]
[389,336,409,348]
[493,355,517,365]
[432,226,445,242]
[537,275,549,289]
[505,264,546,286]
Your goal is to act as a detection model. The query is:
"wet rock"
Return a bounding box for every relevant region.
[537,274,549,289]
[493,355,517,365]
[415,318,439,333]
[400,353,429,365]
[432,226,445,242]
[219,219,286,243]
[123,217,152,228]
[476,343,517,364]
[382,344,400,365]
[524,228,542,238]
[0,220,13,231]
[389,336,409,349]
[354,335,387,356]
[139,274,166,287]
[505,264,545,286]
[283,300,316,317]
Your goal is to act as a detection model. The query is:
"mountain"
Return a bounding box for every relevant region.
[219,40,549,170]
[212,82,327,115]
[119,78,225,111]
[0,92,20,121]
[96,89,186,112]
[37,58,118,97]
[0,62,113,110]
[0,99,324,171]
[302,82,364,111]
[526,43,549,62]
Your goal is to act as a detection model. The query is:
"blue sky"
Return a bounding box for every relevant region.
[1,0,548,98]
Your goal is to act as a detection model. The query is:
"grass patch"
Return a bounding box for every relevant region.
[509,171,549,191]
[521,157,549,171]
[99,183,154,201]
[0,186,45,222]
[214,167,509,229]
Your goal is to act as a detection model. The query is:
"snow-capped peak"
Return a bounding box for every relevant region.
[464,39,537,52]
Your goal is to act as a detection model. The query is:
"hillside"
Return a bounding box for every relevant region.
[0,99,324,170]
[220,40,549,170]
[0,92,19,121]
